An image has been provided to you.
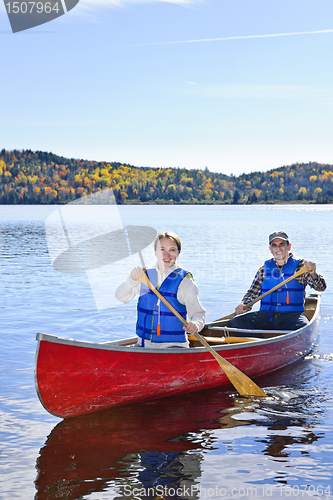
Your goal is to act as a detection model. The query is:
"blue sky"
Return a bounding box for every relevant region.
[1,0,333,175]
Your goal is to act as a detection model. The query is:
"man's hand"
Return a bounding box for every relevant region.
[235,303,250,315]
[304,260,317,278]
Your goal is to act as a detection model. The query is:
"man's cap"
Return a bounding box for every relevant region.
[269,231,289,244]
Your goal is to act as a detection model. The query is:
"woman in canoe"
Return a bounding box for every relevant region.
[115,231,206,348]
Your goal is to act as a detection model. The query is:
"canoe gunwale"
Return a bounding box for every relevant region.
[35,293,320,355]
[35,328,306,353]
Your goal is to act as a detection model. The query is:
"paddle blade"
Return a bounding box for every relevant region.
[213,355,267,397]
[193,332,267,397]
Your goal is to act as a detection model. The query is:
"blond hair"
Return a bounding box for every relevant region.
[154,231,181,253]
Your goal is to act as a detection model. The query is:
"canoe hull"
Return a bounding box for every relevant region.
[35,295,320,418]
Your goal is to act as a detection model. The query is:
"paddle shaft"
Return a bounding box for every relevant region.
[215,265,309,322]
[138,272,267,397]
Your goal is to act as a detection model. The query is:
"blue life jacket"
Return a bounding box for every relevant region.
[260,257,305,315]
[136,267,192,345]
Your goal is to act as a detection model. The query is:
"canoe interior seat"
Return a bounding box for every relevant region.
[188,331,260,347]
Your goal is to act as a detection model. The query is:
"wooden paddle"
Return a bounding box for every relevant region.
[138,272,267,397]
[212,265,309,323]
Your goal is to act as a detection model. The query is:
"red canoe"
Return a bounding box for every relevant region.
[35,293,321,418]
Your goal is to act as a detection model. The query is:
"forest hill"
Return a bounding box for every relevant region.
[1,149,332,204]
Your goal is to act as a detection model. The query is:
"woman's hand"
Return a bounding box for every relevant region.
[131,266,144,282]
[184,321,198,335]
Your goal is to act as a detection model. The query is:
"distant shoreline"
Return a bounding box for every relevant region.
[1,149,333,205]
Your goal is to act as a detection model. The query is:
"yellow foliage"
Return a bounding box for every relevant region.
[28,175,38,184]
[204,189,213,199]
[251,189,263,197]
[100,176,111,187]
[298,187,307,194]
[314,187,322,194]
[180,174,193,186]
[0,160,5,175]
[322,171,333,181]
[310,175,317,182]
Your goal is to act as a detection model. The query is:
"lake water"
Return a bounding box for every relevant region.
[1,204,333,500]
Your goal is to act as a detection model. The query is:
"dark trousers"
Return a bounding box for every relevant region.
[229,311,309,338]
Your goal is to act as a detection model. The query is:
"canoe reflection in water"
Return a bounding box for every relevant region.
[34,388,224,500]
[35,357,323,500]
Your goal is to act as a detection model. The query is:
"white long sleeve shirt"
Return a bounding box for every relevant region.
[115,263,206,334]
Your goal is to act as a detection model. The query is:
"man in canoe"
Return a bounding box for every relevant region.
[116,231,206,347]
[229,231,326,335]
